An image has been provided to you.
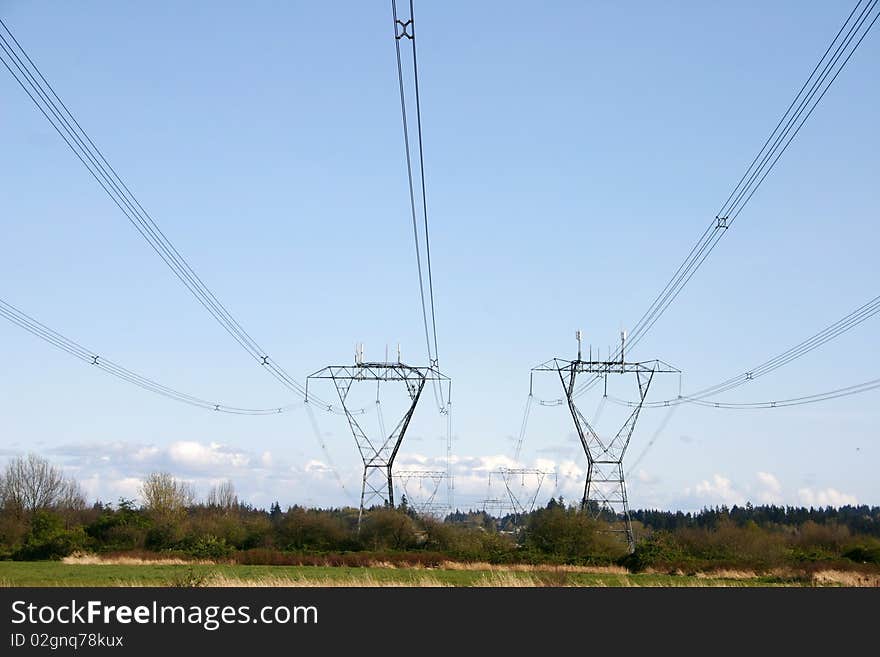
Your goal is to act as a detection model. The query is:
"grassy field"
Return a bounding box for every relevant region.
[0,560,835,587]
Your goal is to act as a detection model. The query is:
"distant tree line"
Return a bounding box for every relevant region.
[629,504,880,536]
[1,454,879,573]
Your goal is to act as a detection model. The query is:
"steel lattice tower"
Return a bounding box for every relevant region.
[533,333,678,551]
[307,351,449,524]
[396,469,450,516]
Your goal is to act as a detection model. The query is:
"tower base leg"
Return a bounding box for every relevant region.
[581,460,634,553]
[358,464,395,527]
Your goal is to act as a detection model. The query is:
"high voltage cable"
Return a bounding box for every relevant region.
[608,377,880,410]
[391,0,446,411]
[513,395,533,462]
[610,291,880,409]
[0,18,354,414]
[607,375,880,409]
[512,393,563,462]
[0,295,364,502]
[0,18,362,490]
[626,404,678,477]
[390,0,451,512]
[0,298,297,416]
[573,0,878,398]
[674,376,880,409]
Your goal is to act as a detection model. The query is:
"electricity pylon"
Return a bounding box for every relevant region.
[532,331,679,551]
[307,346,449,525]
[395,469,450,516]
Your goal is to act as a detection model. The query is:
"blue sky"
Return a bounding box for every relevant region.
[1,1,877,511]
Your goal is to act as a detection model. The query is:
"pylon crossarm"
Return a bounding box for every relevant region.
[532,358,679,375]
[308,362,448,383]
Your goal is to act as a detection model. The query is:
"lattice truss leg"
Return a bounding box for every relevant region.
[338,380,423,523]
[562,367,656,552]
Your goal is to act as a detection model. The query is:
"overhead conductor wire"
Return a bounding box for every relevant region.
[0,18,359,491]
[572,0,879,398]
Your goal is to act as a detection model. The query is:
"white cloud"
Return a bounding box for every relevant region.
[755,471,783,504]
[9,442,865,513]
[693,474,745,506]
[304,460,333,475]
[167,441,250,470]
[756,471,781,492]
[32,440,356,508]
[637,469,658,485]
[133,446,161,462]
[797,487,857,508]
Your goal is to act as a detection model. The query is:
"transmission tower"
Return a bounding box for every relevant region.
[307,345,449,525]
[497,467,558,518]
[396,469,450,516]
[480,498,513,517]
[532,331,678,551]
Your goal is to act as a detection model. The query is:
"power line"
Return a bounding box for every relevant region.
[626,404,678,477]
[608,376,880,410]
[610,291,880,409]
[391,0,446,411]
[0,18,351,413]
[0,296,366,500]
[0,19,363,490]
[687,376,880,409]
[0,297,296,416]
[513,394,533,462]
[573,0,878,398]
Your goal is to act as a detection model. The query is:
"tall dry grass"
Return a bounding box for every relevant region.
[811,570,880,587]
[170,573,447,588]
[437,561,628,574]
[62,553,215,566]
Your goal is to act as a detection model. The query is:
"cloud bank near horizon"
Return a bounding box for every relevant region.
[0,441,859,513]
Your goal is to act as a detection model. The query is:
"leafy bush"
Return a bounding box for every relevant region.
[13,511,84,560]
[276,508,351,551]
[176,534,233,560]
[145,523,182,551]
[842,544,880,564]
[620,531,687,572]
[359,509,419,551]
[524,506,624,563]
[85,501,150,551]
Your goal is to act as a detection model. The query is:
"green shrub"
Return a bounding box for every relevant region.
[524,506,624,563]
[85,503,150,551]
[177,534,233,560]
[359,508,419,551]
[842,544,880,564]
[12,511,85,561]
[275,508,351,551]
[144,523,181,551]
[620,531,686,572]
